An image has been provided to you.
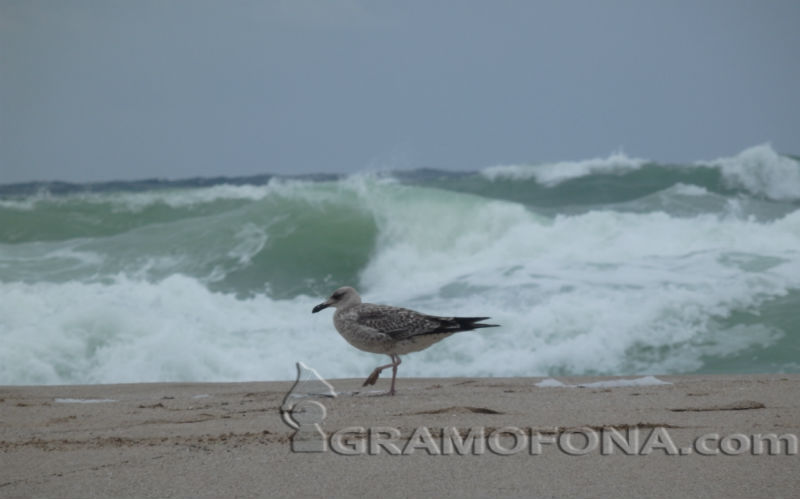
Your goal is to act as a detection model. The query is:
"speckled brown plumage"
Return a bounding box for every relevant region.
[312,286,498,395]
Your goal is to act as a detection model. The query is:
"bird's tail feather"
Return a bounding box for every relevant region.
[456,317,499,329]
[436,316,499,333]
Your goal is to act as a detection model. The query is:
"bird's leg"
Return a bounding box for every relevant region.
[388,354,402,396]
[363,356,397,387]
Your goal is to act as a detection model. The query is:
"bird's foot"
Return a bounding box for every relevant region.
[362,368,381,386]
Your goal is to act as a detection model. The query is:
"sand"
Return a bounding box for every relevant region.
[1,374,798,498]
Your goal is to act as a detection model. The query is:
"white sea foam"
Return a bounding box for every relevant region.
[534,378,568,388]
[227,223,269,266]
[0,197,41,211]
[481,151,648,185]
[114,184,274,211]
[0,275,352,384]
[700,143,800,201]
[671,183,709,196]
[578,376,672,388]
[534,376,671,388]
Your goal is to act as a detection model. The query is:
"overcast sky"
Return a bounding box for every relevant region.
[2,0,799,184]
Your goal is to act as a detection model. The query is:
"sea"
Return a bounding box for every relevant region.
[1,144,799,386]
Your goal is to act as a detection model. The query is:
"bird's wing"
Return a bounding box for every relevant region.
[353,304,442,340]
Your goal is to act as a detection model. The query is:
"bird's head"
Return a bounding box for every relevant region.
[312,286,361,313]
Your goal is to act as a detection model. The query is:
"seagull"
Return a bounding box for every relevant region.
[312,286,499,395]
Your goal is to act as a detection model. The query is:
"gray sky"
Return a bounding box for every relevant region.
[2,0,799,184]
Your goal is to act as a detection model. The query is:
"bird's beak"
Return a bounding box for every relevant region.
[312,302,329,314]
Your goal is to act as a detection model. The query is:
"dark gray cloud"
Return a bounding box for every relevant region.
[2,0,799,183]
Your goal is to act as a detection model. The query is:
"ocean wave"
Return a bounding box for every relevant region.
[354,189,800,378]
[476,144,800,202]
[699,143,800,201]
[0,182,281,213]
[2,148,800,384]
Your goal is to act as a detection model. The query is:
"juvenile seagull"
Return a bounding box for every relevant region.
[312,286,498,395]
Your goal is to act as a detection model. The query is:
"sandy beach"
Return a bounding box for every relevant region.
[1,374,798,498]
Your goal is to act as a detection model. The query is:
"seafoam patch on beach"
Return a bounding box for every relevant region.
[535,376,672,388]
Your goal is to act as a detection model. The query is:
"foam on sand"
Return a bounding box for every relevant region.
[535,376,672,388]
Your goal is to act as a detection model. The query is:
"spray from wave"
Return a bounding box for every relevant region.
[481,151,647,185]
